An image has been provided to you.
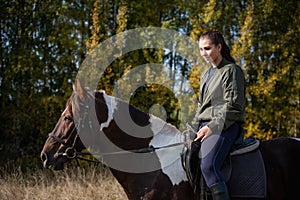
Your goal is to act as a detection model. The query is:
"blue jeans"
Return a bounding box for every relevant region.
[199,122,239,187]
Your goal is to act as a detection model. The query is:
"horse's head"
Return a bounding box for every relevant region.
[40,81,104,170]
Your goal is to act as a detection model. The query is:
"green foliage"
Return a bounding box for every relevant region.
[130,83,180,127]
[0,0,93,167]
[230,0,300,139]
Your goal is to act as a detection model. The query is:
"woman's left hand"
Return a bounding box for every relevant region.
[194,125,212,142]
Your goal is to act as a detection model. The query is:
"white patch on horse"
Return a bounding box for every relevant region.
[100,94,117,131]
[61,107,68,116]
[149,115,188,185]
[291,137,300,142]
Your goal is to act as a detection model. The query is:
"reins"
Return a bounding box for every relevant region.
[50,129,187,163]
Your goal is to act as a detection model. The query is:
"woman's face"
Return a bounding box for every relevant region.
[199,37,222,67]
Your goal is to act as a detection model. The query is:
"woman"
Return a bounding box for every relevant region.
[192,30,246,200]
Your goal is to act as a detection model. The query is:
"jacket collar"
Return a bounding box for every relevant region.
[216,58,231,69]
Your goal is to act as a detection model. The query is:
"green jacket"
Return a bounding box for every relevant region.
[192,59,246,133]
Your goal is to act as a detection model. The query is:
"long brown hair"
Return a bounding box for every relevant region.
[200,30,236,64]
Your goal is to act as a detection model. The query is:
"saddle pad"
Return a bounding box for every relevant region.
[227,150,266,198]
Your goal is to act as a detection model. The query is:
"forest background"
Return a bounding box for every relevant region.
[0,0,299,170]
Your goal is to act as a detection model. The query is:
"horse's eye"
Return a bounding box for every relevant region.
[64,116,73,122]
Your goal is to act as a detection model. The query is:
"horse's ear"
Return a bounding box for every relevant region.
[73,80,86,102]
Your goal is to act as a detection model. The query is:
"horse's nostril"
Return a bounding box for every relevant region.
[41,151,48,162]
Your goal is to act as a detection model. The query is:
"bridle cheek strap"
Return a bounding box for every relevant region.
[48,124,79,159]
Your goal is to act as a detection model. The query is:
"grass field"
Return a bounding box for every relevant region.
[0,166,126,200]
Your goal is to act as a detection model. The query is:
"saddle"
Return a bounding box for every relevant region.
[181,129,266,199]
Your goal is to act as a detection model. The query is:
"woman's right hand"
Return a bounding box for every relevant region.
[194,125,212,142]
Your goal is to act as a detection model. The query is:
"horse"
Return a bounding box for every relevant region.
[41,81,300,200]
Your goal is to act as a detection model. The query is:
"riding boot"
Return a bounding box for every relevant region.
[210,182,230,200]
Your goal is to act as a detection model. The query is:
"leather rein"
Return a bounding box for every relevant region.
[49,127,186,164]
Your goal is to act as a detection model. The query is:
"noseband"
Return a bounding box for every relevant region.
[49,127,79,159]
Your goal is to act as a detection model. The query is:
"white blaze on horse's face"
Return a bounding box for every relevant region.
[61,107,68,117]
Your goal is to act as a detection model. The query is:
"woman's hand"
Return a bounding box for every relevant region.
[194,125,212,142]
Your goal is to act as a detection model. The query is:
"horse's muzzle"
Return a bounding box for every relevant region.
[40,151,64,170]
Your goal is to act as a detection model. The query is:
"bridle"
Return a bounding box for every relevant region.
[48,103,99,163]
[49,98,190,164]
[49,126,79,159]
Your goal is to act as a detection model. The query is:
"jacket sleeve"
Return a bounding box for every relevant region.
[191,102,201,130]
[207,65,246,132]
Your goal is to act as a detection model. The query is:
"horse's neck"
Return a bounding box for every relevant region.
[102,93,185,149]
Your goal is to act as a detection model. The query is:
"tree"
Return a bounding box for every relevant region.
[0,0,92,167]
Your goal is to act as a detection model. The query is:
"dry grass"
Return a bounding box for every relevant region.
[0,166,126,200]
